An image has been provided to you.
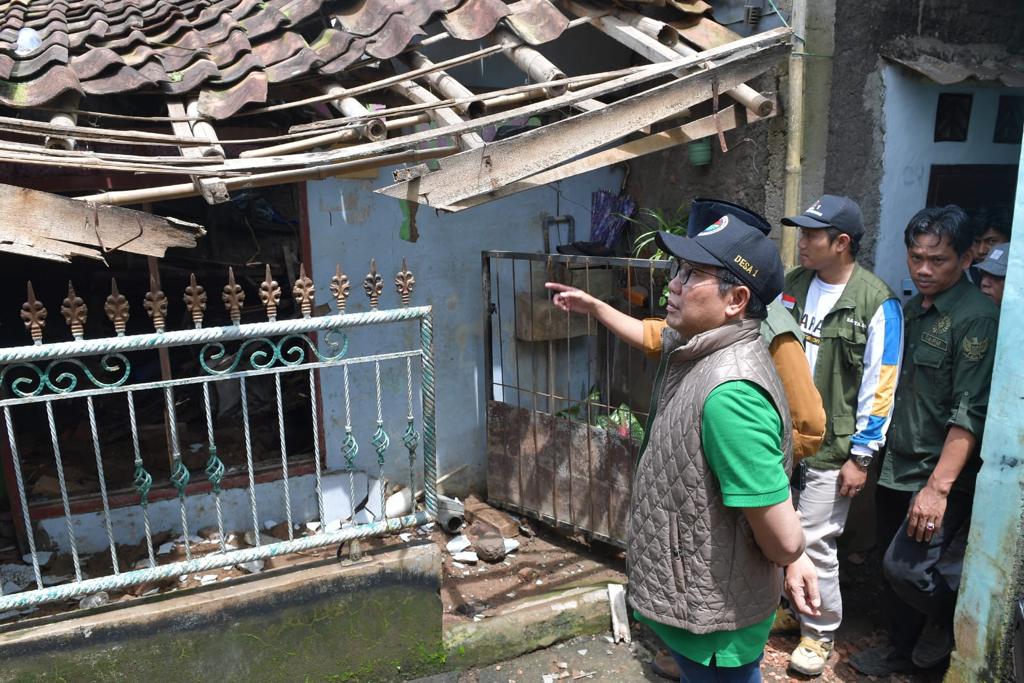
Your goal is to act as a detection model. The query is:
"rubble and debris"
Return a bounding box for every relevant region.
[78,592,109,609]
[466,520,507,563]
[237,560,264,574]
[23,552,52,567]
[464,495,521,538]
[446,535,473,554]
[452,551,479,564]
[384,487,413,518]
[437,495,466,533]
[607,584,630,644]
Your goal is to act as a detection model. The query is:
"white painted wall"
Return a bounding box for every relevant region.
[874,65,1022,294]
[306,168,624,497]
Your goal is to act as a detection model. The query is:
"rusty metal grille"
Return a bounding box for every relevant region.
[482,251,670,547]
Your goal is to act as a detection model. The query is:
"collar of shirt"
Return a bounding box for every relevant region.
[905,274,972,320]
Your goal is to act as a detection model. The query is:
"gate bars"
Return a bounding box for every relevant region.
[0,259,435,612]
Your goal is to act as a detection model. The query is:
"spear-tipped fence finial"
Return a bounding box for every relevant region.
[61,281,88,341]
[363,259,383,311]
[394,257,415,307]
[143,275,168,333]
[183,273,207,329]
[260,265,281,322]
[330,264,350,314]
[105,278,129,336]
[292,263,314,319]
[222,267,244,326]
[21,281,47,345]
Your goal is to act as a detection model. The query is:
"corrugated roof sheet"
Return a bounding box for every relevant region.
[882,36,1024,89]
[0,0,569,117]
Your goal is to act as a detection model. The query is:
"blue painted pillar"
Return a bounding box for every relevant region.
[948,144,1024,681]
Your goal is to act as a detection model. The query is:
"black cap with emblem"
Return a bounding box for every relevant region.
[782,194,864,237]
[656,214,784,306]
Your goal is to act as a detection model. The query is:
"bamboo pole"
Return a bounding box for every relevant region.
[322,86,388,141]
[493,28,568,97]
[240,114,429,159]
[78,146,458,206]
[781,0,806,267]
[400,51,484,118]
[565,2,774,117]
[390,81,484,150]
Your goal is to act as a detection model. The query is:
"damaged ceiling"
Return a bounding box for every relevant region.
[0,0,791,258]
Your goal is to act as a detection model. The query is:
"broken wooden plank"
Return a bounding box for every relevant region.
[0,184,205,259]
[445,103,769,211]
[0,234,102,262]
[375,40,787,207]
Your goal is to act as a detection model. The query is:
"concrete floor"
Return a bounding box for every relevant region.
[411,633,663,682]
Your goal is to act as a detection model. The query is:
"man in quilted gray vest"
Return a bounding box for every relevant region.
[627,215,820,682]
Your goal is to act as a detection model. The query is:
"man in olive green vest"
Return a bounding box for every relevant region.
[780,195,904,676]
[851,206,997,676]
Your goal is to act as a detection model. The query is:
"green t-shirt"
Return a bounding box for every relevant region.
[634,380,789,667]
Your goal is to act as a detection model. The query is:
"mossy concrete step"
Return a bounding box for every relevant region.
[444,584,618,670]
[0,541,444,683]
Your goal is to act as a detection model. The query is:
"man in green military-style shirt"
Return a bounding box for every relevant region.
[852,206,998,677]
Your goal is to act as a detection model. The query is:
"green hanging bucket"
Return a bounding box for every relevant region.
[688,138,712,166]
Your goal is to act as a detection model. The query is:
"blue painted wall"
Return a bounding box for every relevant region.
[949,144,1024,681]
[875,65,1022,295]
[305,167,624,495]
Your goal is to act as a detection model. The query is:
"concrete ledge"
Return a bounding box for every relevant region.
[443,585,614,669]
[0,541,443,683]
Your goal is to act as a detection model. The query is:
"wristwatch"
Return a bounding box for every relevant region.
[853,452,873,468]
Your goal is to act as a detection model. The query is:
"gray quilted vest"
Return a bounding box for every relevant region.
[627,319,794,634]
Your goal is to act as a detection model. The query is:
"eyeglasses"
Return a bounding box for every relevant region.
[669,259,722,286]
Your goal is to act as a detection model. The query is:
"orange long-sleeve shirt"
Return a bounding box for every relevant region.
[642,319,825,463]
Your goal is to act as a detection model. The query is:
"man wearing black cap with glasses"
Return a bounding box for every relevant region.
[587,215,819,682]
[779,195,904,676]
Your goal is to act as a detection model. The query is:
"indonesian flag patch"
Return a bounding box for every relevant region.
[782,293,796,310]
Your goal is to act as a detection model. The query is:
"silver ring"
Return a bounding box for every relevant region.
[925,522,936,531]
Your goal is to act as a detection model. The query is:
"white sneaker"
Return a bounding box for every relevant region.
[789,636,834,676]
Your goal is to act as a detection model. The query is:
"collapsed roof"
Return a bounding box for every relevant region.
[0,0,791,257]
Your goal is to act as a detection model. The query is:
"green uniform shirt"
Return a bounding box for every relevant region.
[635,380,788,667]
[880,276,999,492]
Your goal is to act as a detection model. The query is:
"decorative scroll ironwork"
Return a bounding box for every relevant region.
[144,275,168,333]
[222,267,245,325]
[21,282,46,345]
[363,259,383,310]
[61,282,88,341]
[0,259,437,614]
[105,278,130,336]
[260,265,281,321]
[330,264,351,314]
[292,264,315,319]
[184,273,207,329]
[395,258,415,307]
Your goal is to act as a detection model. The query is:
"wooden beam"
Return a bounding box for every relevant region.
[375,40,787,208]
[168,99,229,204]
[445,104,771,211]
[0,183,205,258]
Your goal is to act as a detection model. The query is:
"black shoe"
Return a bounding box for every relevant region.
[650,651,681,680]
[912,619,955,668]
[849,645,919,676]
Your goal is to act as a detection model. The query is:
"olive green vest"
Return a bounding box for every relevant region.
[783,265,897,469]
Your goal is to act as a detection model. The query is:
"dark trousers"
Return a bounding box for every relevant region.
[668,651,762,683]
[875,485,973,655]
